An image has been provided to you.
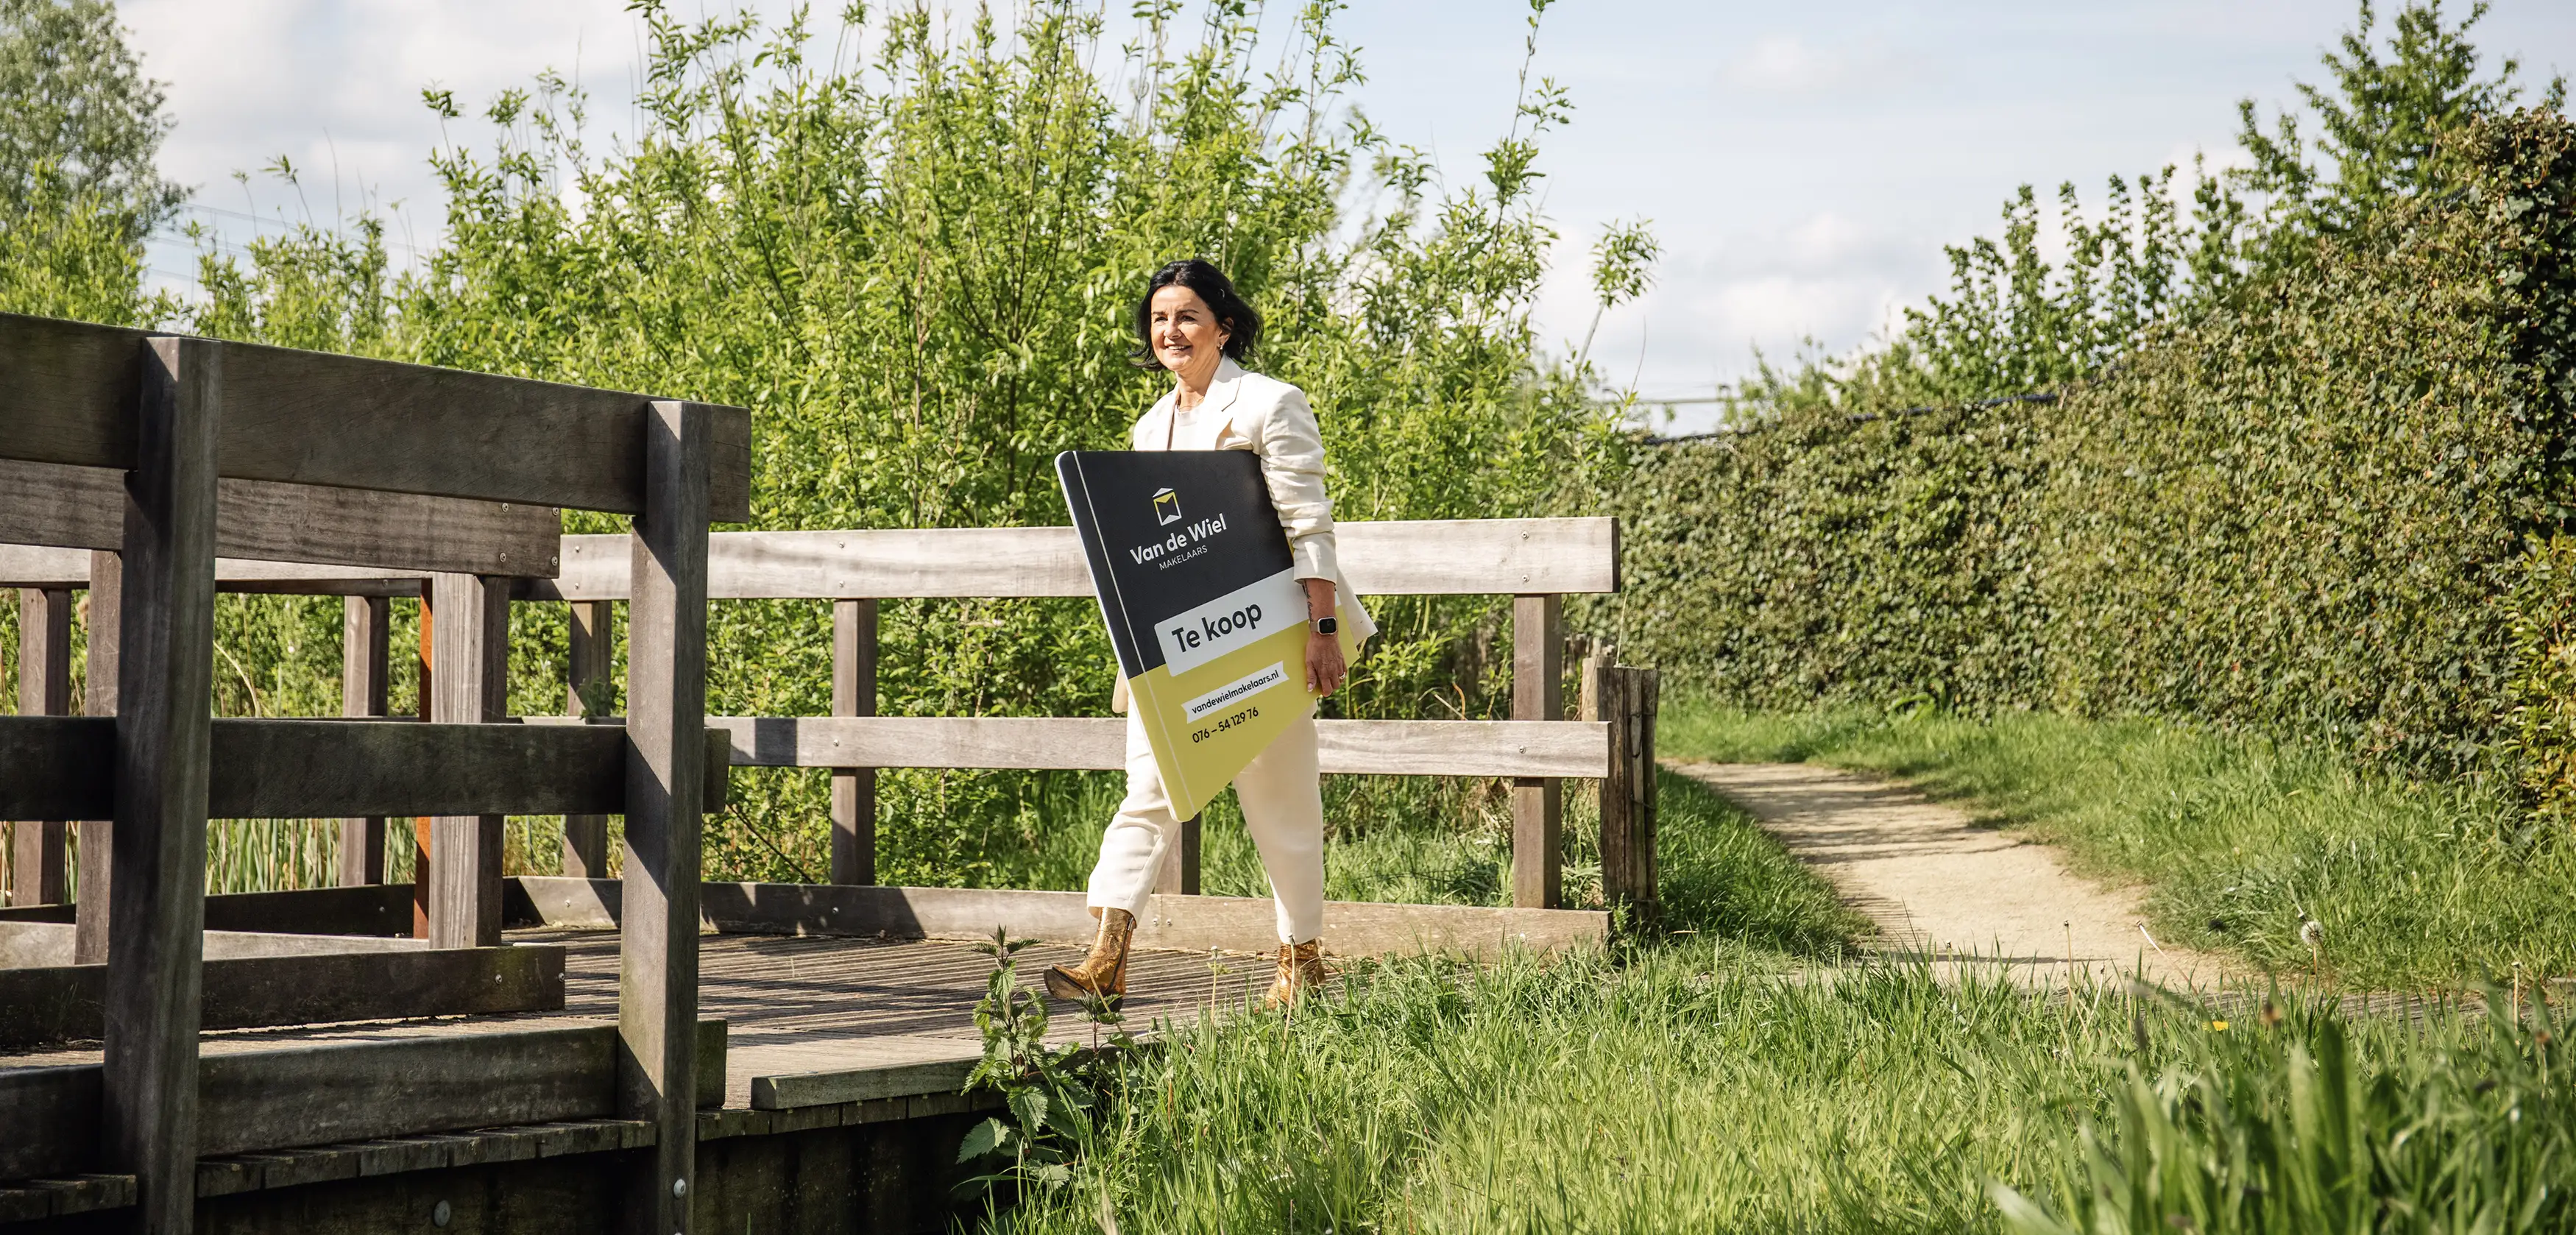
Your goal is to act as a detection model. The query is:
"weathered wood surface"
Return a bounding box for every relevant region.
[1,922,428,967]
[0,884,416,935]
[514,877,1610,960]
[685,715,1611,778]
[0,717,733,820]
[0,1019,726,1181]
[561,600,614,879]
[71,551,115,965]
[530,517,1618,601]
[829,598,877,885]
[0,458,561,576]
[0,544,431,595]
[10,587,72,907]
[620,400,715,1233]
[104,334,222,1235]
[429,573,511,949]
[1585,659,1661,919]
[0,314,753,520]
[1511,593,1565,910]
[0,944,565,1047]
[337,596,392,888]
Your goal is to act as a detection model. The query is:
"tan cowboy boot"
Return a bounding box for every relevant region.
[1044,907,1136,1004]
[1262,939,1326,1009]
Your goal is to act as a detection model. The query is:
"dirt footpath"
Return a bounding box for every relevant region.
[1669,761,2229,991]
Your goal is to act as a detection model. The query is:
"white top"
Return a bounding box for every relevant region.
[1130,356,1376,643]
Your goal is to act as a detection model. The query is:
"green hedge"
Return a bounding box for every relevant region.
[1612,110,2576,784]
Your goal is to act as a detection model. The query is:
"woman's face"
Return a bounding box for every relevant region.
[1149,285,1229,384]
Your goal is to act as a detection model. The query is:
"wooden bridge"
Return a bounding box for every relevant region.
[0,311,1654,1232]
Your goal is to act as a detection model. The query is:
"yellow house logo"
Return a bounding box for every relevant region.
[1152,486,1183,526]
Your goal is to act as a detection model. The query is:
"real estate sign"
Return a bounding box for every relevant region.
[1057,449,1355,819]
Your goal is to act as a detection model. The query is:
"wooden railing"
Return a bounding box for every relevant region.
[4,514,1658,914]
[0,311,743,1231]
[516,516,1643,908]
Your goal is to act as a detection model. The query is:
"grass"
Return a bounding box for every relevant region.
[1002,961,2566,1234]
[1658,703,2576,990]
[986,920,2563,1234]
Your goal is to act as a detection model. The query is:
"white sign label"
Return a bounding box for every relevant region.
[1153,568,1306,676]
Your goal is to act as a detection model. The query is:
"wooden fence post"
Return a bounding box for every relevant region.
[337,595,390,886]
[11,587,72,905]
[563,599,615,878]
[1153,815,1201,896]
[1511,593,1564,910]
[411,601,434,937]
[428,572,510,948]
[622,400,712,1234]
[74,551,119,963]
[102,335,221,1235]
[1585,657,1660,922]
[830,598,876,885]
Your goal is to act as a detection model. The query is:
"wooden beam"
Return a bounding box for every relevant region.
[10,587,72,906]
[0,944,566,1047]
[0,458,562,576]
[512,877,1612,962]
[0,544,429,594]
[687,714,1611,779]
[72,550,116,965]
[529,517,1621,602]
[428,573,510,949]
[0,313,754,520]
[829,599,875,885]
[1511,594,1564,910]
[0,716,735,819]
[562,599,615,879]
[0,884,414,933]
[103,334,222,1235]
[620,400,715,1233]
[0,1018,727,1180]
[336,596,390,887]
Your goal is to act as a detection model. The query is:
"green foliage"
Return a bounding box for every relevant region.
[1997,993,2573,1235]
[2231,0,2564,244]
[2043,110,2576,776]
[958,928,1139,1199]
[0,0,182,238]
[1661,702,2576,990]
[1619,107,2576,784]
[131,0,1624,886]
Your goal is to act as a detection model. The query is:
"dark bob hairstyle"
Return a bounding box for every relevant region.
[1129,258,1262,370]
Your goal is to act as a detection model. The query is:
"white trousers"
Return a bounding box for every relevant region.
[1084,708,1325,944]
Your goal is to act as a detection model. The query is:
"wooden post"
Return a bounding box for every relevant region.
[830,598,876,885]
[1585,657,1660,922]
[428,572,510,948]
[1511,593,1563,910]
[412,600,432,938]
[1154,815,1201,896]
[621,400,712,1234]
[11,587,72,905]
[102,335,221,1235]
[74,549,119,963]
[563,599,615,878]
[336,595,390,886]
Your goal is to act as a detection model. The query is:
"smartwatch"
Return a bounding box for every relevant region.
[1311,616,1339,635]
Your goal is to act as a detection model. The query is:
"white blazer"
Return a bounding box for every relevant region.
[1131,356,1378,641]
[1111,358,1376,714]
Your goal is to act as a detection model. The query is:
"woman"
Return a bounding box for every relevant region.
[1044,258,1376,1010]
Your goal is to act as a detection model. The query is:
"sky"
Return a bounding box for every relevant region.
[119,0,2576,433]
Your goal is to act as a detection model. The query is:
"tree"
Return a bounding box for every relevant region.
[2233,0,2566,238]
[0,0,183,239]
